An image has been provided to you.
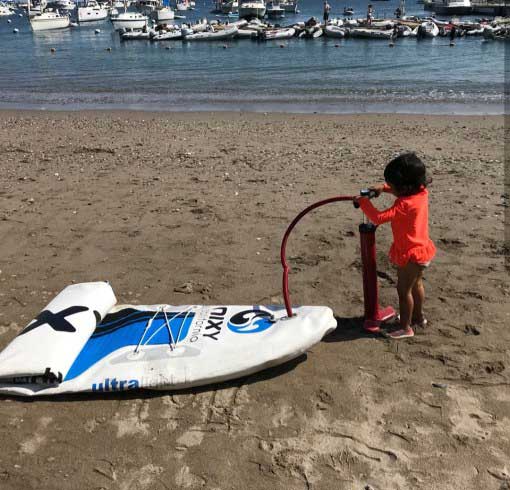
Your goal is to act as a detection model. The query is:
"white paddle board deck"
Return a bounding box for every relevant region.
[0,282,336,396]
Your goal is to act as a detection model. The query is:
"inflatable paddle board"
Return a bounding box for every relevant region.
[0,282,336,396]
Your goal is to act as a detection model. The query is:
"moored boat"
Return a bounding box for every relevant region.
[150,25,183,39]
[260,26,294,39]
[136,0,158,14]
[220,0,238,14]
[324,24,346,37]
[46,0,75,11]
[121,27,152,39]
[238,0,265,19]
[265,0,284,19]
[0,2,16,16]
[183,24,238,40]
[418,20,439,37]
[111,8,147,29]
[349,27,392,39]
[280,0,297,13]
[77,0,108,22]
[154,5,174,23]
[30,10,70,30]
[236,27,258,38]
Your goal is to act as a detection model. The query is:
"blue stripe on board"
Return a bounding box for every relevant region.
[64,309,194,381]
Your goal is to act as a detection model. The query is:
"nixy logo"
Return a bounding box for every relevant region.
[227,309,274,334]
[19,306,99,336]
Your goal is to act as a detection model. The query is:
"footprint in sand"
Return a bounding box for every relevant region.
[111,400,150,438]
[175,465,206,489]
[446,386,494,440]
[176,427,205,450]
[19,416,52,455]
[118,464,164,490]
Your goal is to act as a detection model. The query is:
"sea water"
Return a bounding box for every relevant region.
[0,0,505,114]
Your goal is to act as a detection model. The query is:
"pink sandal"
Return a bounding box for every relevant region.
[383,327,415,339]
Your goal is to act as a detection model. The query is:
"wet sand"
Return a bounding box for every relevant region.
[0,110,508,490]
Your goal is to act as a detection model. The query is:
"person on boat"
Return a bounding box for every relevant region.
[366,4,373,25]
[354,152,436,340]
[323,1,331,24]
[394,6,401,18]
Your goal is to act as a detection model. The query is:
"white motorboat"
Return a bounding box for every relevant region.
[348,27,392,39]
[220,0,238,14]
[136,0,158,14]
[238,0,265,19]
[183,24,238,40]
[111,8,147,29]
[77,0,108,22]
[418,20,439,37]
[265,0,283,18]
[324,24,346,37]
[425,0,471,14]
[154,5,174,22]
[260,26,294,39]
[0,2,16,16]
[47,0,75,11]
[280,0,297,13]
[30,9,70,30]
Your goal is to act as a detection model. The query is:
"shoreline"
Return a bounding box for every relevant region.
[0,108,504,121]
[0,103,504,116]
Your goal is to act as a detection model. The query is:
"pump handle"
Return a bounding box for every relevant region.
[353,189,377,208]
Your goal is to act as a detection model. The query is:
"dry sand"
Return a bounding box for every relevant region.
[0,111,508,490]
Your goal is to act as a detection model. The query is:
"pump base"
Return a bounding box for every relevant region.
[363,306,396,333]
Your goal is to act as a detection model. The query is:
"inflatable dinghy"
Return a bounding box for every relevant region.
[0,282,336,397]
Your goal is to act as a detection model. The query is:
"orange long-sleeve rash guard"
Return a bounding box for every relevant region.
[359,187,436,267]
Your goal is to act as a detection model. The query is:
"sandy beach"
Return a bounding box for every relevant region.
[0,110,508,490]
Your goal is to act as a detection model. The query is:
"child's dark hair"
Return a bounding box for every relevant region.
[384,152,431,196]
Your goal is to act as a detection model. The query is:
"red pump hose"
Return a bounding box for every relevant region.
[280,195,356,318]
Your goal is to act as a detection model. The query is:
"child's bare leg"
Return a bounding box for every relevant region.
[411,273,425,324]
[397,263,422,329]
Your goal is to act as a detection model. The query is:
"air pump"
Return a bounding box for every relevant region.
[280,189,396,332]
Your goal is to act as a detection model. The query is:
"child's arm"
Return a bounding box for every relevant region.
[357,198,400,225]
[369,183,394,197]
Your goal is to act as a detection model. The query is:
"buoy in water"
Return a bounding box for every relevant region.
[7,19,11,23]
[19,13,23,17]
[334,44,339,47]
[106,47,112,51]
[165,46,171,50]
[222,44,227,49]
[13,28,19,33]
[50,47,56,53]
[450,42,455,46]
[389,42,394,47]
[94,29,100,34]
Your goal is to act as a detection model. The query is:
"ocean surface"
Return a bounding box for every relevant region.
[0,0,506,114]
